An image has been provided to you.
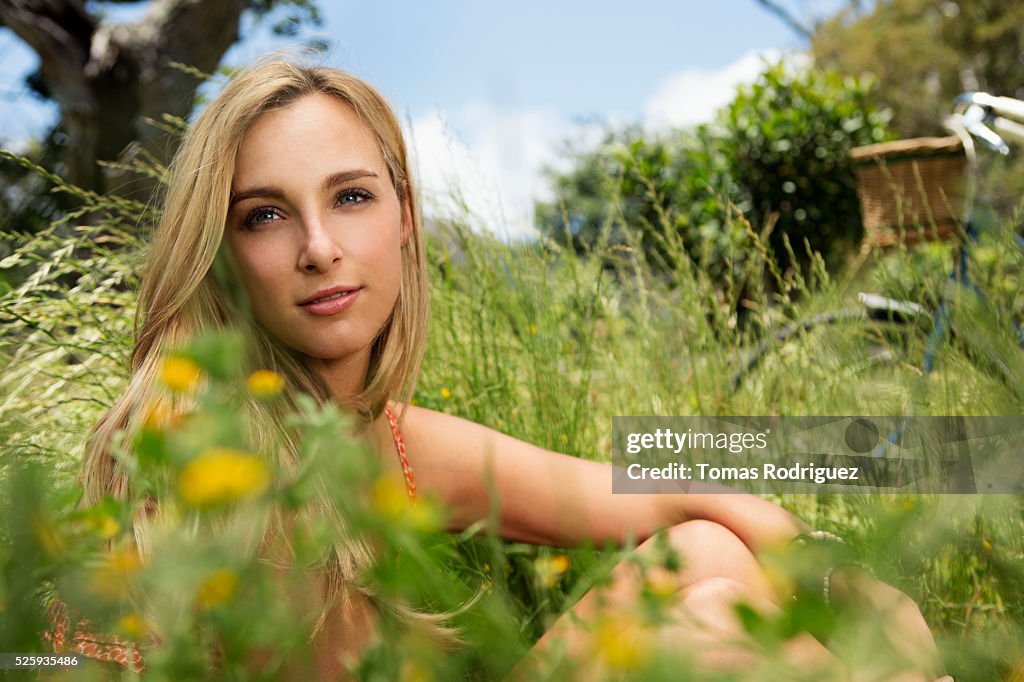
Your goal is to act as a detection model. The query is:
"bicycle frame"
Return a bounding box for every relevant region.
[946,92,1024,231]
[921,93,1024,373]
[730,92,1024,393]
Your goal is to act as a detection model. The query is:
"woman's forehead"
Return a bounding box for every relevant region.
[233,94,387,188]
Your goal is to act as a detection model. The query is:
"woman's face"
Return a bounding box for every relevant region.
[225,93,409,371]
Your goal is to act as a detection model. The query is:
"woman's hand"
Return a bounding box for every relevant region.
[828,567,943,682]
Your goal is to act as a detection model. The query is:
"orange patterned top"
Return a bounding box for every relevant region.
[383,404,417,501]
[43,406,417,673]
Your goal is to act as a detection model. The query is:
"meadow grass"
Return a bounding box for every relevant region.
[0,162,1022,679]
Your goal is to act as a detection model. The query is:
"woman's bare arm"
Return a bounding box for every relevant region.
[396,404,808,553]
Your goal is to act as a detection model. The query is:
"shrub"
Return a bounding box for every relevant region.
[721,61,892,269]
[536,125,746,285]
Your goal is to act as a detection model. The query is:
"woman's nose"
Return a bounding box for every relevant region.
[298,214,342,273]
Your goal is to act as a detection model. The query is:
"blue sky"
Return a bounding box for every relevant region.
[0,0,835,237]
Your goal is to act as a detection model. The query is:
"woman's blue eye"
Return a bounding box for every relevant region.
[243,207,280,227]
[241,189,371,228]
[337,189,373,206]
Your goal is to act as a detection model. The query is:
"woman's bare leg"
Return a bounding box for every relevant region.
[827,568,943,682]
[658,576,842,673]
[507,519,843,680]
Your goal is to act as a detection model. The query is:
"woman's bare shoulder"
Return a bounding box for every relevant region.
[382,401,502,519]
[385,399,499,462]
[386,400,490,443]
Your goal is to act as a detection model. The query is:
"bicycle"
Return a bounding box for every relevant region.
[730,91,1024,396]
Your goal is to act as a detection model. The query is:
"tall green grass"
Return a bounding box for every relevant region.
[1,150,1022,680]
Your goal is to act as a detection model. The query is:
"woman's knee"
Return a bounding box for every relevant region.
[680,576,754,611]
[642,519,750,556]
[636,520,774,597]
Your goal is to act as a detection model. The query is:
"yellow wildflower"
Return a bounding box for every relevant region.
[593,613,652,671]
[110,548,142,573]
[399,659,433,682]
[528,324,538,335]
[89,549,143,599]
[178,447,270,508]
[160,355,202,393]
[759,555,797,604]
[91,515,120,540]
[534,554,570,588]
[196,568,239,608]
[644,565,679,601]
[117,613,148,638]
[372,474,411,519]
[142,397,179,432]
[32,516,66,556]
[246,370,285,399]
[982,539,993,551]
[371,474,441,532]
[440,387,451,399]
[405,500,442,533]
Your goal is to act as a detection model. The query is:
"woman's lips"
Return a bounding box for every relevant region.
[299,287,362,315]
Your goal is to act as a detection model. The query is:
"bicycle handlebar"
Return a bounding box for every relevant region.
[993,116,1024,147]
[955,92,1024,122]
[949,92,1024,155]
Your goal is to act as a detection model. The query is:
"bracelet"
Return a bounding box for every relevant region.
[789,529,846,548]
[823,565,837,607]
[822,560,876,607]
[789,530,870,607]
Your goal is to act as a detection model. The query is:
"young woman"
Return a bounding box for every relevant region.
[53,58,946,680]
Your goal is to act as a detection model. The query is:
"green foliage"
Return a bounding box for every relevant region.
[538,61,891,292]
[812,0,1024,139]
[0,131,80,281]
[2,143,1024,679]
[721,62,892,270]
[810,0,1024,222]
[535,125,744,284]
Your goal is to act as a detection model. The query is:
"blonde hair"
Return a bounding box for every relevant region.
[81,58,455,649]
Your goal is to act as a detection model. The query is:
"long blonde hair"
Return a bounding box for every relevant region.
[81,58,455,648]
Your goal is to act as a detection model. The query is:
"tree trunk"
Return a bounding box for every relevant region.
[0,0,247,199]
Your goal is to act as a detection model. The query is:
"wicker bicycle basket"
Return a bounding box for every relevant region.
[851,136,966,248]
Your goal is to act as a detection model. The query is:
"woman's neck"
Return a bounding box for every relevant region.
[305,349,372,407]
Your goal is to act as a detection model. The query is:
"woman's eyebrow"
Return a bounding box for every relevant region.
[320,169,378,192]
[230,185,286,206]
[230,169,379,207]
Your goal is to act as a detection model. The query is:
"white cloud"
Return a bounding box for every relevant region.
[643,49,783,131]
[407,102,571,241]
[407,49,805,241]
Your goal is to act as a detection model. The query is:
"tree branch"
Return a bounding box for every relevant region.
[0,0,95,100]
[131,0,246,75]
[0,0,250,194]
[116,0,247,173]
[753,0,813,40]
